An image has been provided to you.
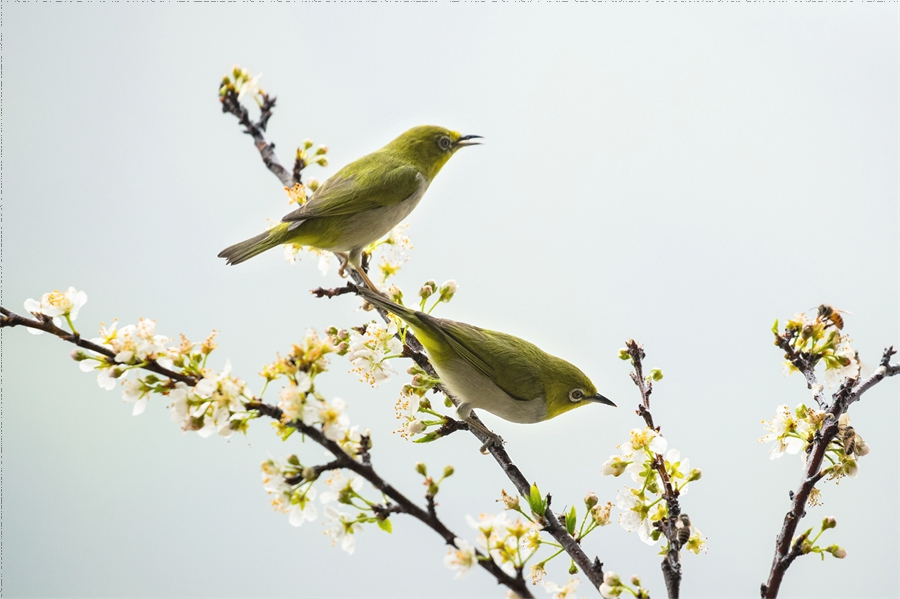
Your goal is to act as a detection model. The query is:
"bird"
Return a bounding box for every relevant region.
[218,125,481,292]
[354,286,616,452]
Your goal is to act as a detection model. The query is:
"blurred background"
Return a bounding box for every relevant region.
[2,4,898,598]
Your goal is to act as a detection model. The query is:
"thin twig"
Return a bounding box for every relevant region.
[0,307,197,386]
[626,339,682,599]
[761,345,898,598]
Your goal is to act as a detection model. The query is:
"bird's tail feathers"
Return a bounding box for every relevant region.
[218,224,289,265]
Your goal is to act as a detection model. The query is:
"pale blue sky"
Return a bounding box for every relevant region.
[3,4,898,598]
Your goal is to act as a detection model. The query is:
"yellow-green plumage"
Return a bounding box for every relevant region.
[218,126,480,285]
[355,287,615,448]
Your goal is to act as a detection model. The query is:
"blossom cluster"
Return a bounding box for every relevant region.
[260,459,376,555]
[601,428,704,552]
[599,572,650,599]
[777,308,860,388]
[330,320,405,387]
[24,287,87,333]
[444,512,542,580]
[760,404,869,483]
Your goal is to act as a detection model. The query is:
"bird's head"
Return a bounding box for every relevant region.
[386,125,481,180]
[544,360,616,420]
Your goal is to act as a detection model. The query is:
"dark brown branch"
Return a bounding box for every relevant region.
[245,402,534,598]
[311,284,356,299]
[774,333,827,409]
[762,345,899,598]
[220,86,295,187]
[626,339,682,599]
[230,93,611,589]
[0,307,197,387]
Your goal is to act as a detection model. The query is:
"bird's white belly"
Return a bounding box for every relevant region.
[433,357,547,424]
[327,176,429,252]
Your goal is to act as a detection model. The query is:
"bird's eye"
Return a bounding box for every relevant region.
[438,136,452,151]
[569,389,584,402]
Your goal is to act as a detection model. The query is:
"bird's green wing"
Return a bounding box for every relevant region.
[282,157,423,222]
[430,318,548,402]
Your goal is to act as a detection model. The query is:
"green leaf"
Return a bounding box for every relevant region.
[772,319,779,336]
[377,518,393,533]
[528,483,545,515]
[565,505,577,535]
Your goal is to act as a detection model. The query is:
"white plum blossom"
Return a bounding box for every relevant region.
[542,577,581,599]
[169,362,251,438]
[444,537,477,579]
[278,374,312,421]
[620,428,667,457]
[600,454,630,477]
[302,397,350,441]
[237,72,263,102]
[760,404,816,460]
[319,470,363,505]
[325,505,363,554]
[289,487,318,527]
[122,378,149,416]
[824,343,860,387]
[23,288,87,334]
[347,321,403,386]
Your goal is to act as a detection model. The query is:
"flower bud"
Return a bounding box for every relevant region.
[584,491,599,509]
[630,576,642,586]
[307,178,320,192]
[315,145,328,155]
[438,280,458,302]
[315,158,328,167]
[618,348,630,361]
[822,516,837,530]
[826,544,846,558]
[568,563,578,575]
[443,465,455,478]
[419,282,436,300]
[415,462,427,476]
[71,349,89,361]
[687,468,702,482]
[649,368,663,381]
[603,571,621,586]
[303,138,313,150]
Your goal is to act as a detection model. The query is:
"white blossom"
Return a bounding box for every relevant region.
[325,505,363,554]
[444,537,477,579]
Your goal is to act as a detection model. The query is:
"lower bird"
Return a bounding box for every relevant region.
[354,286,616,452]
[218,125,481,292]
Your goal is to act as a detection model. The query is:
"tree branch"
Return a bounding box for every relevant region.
[0,307,197,386]
[626,339,682,599]
[245,402,534,598]
[4,306,533,598]
[761,345,899,598]
[223,94,610,592]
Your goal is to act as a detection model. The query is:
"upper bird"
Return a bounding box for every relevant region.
[218,125,481,290]
[354,286,616,452]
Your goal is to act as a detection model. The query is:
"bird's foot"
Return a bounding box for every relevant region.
[479,433,505,455]
[334,252,350,278]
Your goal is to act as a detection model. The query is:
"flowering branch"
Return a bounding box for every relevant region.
[3,306,534,599]
[761,322,899,599]
[221,71,612,593]
[0,307,196,387]
[247,401,535,598]
[219,67,294,187]
[624,339,685,599]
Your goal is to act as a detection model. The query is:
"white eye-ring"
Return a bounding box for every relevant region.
[438,136,452,151]
[568,388,584,402]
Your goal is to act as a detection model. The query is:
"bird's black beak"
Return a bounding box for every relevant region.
[454,134,483,148]
[588,393,617,407]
